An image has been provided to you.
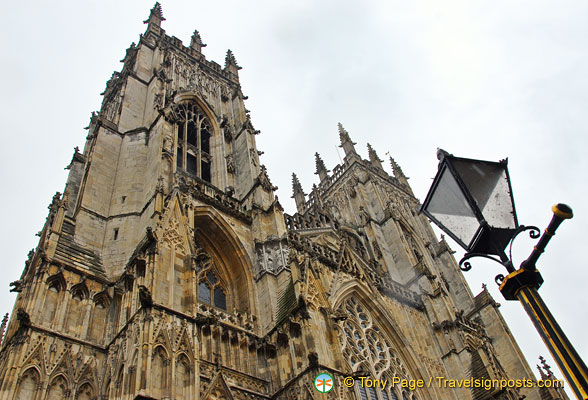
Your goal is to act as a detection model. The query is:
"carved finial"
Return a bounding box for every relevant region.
[314,153,329,181]
[539,356,553,377]
[367,144,383,170]
[190,30,207,52]
[224,49,242,70]
[144,2,165,26]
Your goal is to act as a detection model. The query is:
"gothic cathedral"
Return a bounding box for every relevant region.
[0,4,568,400]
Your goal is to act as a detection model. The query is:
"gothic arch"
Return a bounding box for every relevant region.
[152,344,170,360]
[14,366,41,400]
[46,271,66,292]
[194,207,256,315]
[174,353,192,400]
[45,373,70,400]
[151,345,169,398]
[74,381,95,400]
[331,282,432,400]
[175,326,195,361]
[70,280,89,301]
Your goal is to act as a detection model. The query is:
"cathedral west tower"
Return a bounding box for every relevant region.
[0,4,567,400]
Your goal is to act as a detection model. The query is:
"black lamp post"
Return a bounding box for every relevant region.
[420,149,588,400]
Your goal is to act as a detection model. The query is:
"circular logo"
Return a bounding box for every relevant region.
[314,373,334,393]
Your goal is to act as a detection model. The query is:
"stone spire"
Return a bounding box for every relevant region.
[144,2,165,27]
[314,153,329,182]
[292,173,306,213]
[367,143,383,170]
[190,30,207,52]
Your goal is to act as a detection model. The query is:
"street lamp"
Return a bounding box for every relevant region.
[420,149,588,400]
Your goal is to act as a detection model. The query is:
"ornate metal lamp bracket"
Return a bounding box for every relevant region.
[458,225,540,286]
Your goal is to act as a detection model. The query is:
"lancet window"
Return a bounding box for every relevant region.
[337,297,415,400]
[175,103,213,182]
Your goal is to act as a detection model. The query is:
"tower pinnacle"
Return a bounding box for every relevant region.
[292,173,303,195]
[144,2,165,26]
[190,30,207,52]
[224,49,242,80]
[225,50,242,70]
[539,356,553,377]
[338,122,357,157]
[389,156,406,179]
[291,173,306,213]
[314,153,329,181]
[367,143,384,170]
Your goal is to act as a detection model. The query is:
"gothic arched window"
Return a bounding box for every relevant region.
[175,103,213,182]
[197,267,227,310]
[337,297,417,400]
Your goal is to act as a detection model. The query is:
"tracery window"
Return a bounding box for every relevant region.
[337,297,413,400]
[197,263,227,310]
[175,103,213,182]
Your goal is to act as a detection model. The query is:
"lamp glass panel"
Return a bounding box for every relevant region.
[425,167,480,247]
[452,160,516,229]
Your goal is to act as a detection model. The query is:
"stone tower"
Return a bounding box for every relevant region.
[0,4,566,400]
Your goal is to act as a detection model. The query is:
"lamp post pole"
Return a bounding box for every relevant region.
[496,204,588,399]
[516,285,588,399]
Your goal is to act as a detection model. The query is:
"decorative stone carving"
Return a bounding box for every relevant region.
[161,47,234,107]
[254,240,289,279]
[225,154,235,174]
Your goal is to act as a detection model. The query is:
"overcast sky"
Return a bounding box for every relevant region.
[1,1,587,396]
